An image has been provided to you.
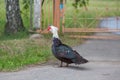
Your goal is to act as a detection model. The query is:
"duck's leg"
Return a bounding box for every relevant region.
[60,61,63,67]
[66,63,69,67]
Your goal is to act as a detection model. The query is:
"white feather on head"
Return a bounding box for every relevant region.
[48,25,58,33]
[48,25,59,38]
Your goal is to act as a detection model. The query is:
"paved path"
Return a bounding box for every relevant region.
[0,33,120,80]
[0,62,120,80]
[73,37,120,61]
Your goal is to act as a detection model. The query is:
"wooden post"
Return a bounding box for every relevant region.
[53,0,60,29]
[62,0,65,33]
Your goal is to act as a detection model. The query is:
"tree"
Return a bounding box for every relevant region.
[33,0,42,29]
[22,0,88,30]
[23,0,43,30]
[4,0,25,34]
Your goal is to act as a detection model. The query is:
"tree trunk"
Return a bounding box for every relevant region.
[33,0,42,29]
[4,0,25,34]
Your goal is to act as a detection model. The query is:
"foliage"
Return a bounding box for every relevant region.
[72,0,89,8]
[22,0,44,10]
[22,0,31,9]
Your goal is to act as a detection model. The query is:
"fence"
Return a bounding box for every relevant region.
[62,0,120,30]
[61,0,120,39]
[41,0,53,30]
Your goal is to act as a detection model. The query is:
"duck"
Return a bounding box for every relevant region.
[48,25,88,67]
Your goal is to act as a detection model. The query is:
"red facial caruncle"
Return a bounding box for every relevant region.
[47,26,51,31]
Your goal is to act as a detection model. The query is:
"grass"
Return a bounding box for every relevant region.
[0,32,83,71]
[0,37,51,71]
[0,1,5,35]
[0,0,120,71]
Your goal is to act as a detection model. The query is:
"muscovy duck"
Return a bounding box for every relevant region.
[48,25,88,67]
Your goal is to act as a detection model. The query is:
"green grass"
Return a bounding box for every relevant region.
[0,0,6,35]
[0,33,82,71]
[0,37,51,71]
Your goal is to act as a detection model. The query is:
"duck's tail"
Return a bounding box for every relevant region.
[73,50,88,64]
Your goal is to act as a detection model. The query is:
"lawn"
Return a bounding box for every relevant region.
[0,38,51,71]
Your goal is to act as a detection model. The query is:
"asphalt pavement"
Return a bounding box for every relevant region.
[0,33,120,80]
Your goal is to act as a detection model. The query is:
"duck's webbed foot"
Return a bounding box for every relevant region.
[60,61,63,67]
[66,63,69,67]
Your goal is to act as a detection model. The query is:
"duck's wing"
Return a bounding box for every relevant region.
[56,44,76,59]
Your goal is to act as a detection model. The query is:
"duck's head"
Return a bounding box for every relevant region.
[48,25,58,33]
[47,25,59,38]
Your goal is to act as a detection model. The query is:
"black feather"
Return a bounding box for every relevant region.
[52,38,88,66]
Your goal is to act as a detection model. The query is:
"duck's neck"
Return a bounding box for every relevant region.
[52,31,59,39]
